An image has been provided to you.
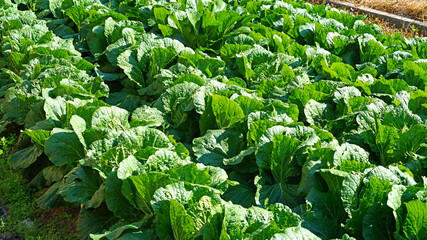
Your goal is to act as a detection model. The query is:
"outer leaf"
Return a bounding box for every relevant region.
[23,129,50,147]
[105,171,139,220]
[131,106,165,127]
[193,129,245,167]
[143,149,187,173]
[304,99,333,127]
[77,206,115,240]
[42,165,70,184]
[170,199,197,240]
[66,6,87,30]
[10,145,43,168]
[333,143,370,167]
[117,49,145,86]
[92,106,130,132]
[122,173,172,216]
[59,166,103,207]
[211,95,245,128]
[117,155,144,179]
[36,182,64,209]
[170,163,228,192]
[90,219,151,240]
[269,203,302,228]
[45,129,86,166]
[402,200,427,239]
[44,97,67,122]
[271,227,320,240]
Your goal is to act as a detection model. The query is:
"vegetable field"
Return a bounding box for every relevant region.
[1,0,427,239]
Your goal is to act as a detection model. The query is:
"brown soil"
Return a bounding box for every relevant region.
[0,201,79,239]
[37,206,80,237]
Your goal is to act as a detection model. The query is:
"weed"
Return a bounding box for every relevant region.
[0,135,15,164]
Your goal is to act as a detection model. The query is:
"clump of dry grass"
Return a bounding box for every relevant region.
[347,0,427,22]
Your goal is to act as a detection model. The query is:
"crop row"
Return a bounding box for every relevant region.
[1,0,427,239]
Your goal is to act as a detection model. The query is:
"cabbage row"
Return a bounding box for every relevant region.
[1,0,427,239]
